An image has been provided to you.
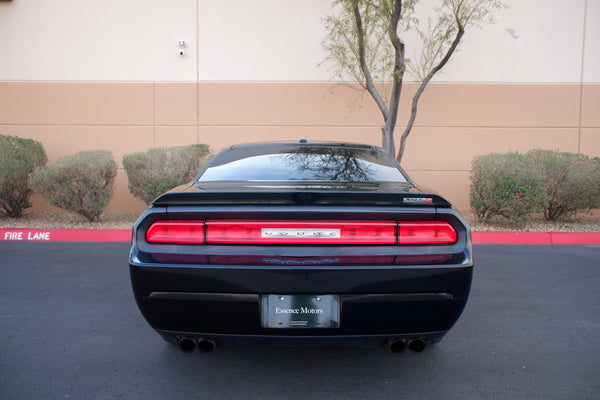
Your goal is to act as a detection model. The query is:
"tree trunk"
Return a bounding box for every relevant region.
[382,126,394,156]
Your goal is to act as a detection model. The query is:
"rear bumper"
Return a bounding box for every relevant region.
[155,330,450,348]
[129,263,473,345]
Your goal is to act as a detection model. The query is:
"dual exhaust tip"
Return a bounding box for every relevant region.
[389,338,427,353]
[178,337,426,354]
[178,337,216,353]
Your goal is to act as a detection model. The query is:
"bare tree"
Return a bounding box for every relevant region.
[321,0,506,163]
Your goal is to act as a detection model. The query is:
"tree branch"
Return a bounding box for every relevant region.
[352,2,388,120]
[396,22,465,163]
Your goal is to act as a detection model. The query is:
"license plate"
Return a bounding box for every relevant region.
[261,294,340,328]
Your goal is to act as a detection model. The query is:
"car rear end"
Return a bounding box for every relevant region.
[129,188,473,352]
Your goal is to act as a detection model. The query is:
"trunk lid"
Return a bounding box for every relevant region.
[151,181,452,207]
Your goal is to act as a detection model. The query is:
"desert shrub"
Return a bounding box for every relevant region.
[527,149,600,221]
[470,152,548,226]
[0,134,48,217]
[30,150,117,222]
[122,144,211,204]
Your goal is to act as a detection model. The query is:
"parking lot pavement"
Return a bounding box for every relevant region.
[1,242,599,400]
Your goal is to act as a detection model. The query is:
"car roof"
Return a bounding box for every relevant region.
[228,141,382,152]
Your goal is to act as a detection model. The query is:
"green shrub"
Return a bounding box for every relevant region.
[0,134,48,217]
[527,149,600,221]
[470,152,548,226]
[122,144,211,204]
[30,150,117,222]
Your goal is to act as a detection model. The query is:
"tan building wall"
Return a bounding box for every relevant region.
[1,81,598,213]
[1,0,599,213]
[2,0,599,83]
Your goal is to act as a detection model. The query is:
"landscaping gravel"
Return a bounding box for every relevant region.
[466,213,600,232]
[0,211,140,230]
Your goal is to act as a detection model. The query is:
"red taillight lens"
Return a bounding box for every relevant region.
[398,222,457,244]
[146,221,205,244]
[146,221,457,245]
[205,221,396,244]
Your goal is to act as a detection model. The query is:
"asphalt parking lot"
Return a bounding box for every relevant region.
[1,242,599,400]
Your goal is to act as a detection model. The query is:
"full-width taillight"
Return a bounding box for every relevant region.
[205,221,396,244]
[398,222,457,244]
[145,220,457,245]
[146,221,205,244]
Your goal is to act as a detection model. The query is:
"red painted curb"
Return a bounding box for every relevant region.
[471,231,600,245]
[548,232,600,245]
[1,228,599,245]
[1,229,130,242]
[471,231,552,245]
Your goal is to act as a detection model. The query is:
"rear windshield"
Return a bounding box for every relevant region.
[197,145,408,182]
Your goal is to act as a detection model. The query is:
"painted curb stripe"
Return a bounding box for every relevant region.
[471,231,600,245]
[546,232,600,245]
[1,229,599,245]
[1,229,130,242]
[472,231,552,244]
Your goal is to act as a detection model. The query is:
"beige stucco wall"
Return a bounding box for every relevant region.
[1,0,598,213]
[1,81,598,212]
[2,0,598,83]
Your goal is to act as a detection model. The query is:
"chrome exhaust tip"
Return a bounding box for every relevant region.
[388,339,407,353]
[178,338,197,353]
[408,338,426,353]
[197,338,216,353]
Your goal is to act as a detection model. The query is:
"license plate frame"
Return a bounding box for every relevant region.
[261,294,340,329]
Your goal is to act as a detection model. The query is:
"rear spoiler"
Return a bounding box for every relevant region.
[152,191,452,208]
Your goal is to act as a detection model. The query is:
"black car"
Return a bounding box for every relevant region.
[129,141,473,353]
